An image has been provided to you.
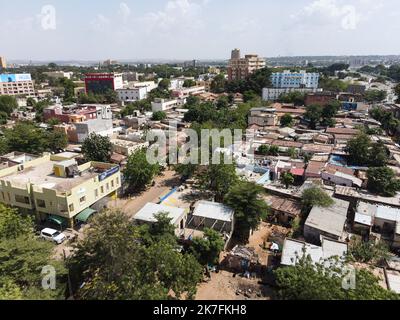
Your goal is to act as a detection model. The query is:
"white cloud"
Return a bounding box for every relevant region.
[90,14,110,31]
[141,0,204,33]
[291,0,362,30]
[118,2,131,23]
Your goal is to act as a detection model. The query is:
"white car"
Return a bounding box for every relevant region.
[40,228,67,245]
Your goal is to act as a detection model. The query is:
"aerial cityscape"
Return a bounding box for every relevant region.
[2,0,400,307]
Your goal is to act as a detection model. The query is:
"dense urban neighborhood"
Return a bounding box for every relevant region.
[2,48,400,301]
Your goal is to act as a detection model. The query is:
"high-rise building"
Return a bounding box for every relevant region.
[84,73,123,94]
[0,73,35,97]
[0,57,6,69]
[271,70,320,89]
[227,49,266,81]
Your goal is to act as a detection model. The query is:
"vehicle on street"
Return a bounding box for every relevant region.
[40,228,67,245]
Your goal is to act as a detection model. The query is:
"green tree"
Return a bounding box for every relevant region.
[124,148,160,193]
[4,122,48,154]
[225,181,269,242]
[197,156,238,202]
[395,84,400,104]
[152,111,167,121]
[257,145,269,155]
[302,186,334,211]
[364,90,387,103]
[345,133,372,166]
[210,74,227,94]
[68,209,202,300]
[281,172,295,189]
[46,130,68,153]
[274,255,398,300]
[369,142,389,167]
[268,145,279,156]
[349,239,390,264]
[0,204,67,300]
[304,104,323,129]
[0,95,18,116]
[190,228,225,266]
[278,92,306,106]
[367,167,400,197]
[183,79,196,88]
[82,133,113,162]
[158,78,171,91]
[280,113,294,127]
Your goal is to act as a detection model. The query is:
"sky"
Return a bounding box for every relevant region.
[0,0,399,61]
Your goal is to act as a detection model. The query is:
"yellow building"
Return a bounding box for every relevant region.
[0,153,121,228]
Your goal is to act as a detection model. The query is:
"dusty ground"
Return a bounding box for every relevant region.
[195,222,291,300]
[107,170,181,219]
[195,270,274,300]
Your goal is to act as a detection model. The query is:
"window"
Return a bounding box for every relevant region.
[111,180,114,188]
[37,199,46,208]
[106,183,110,192]
[79,196,86,204]
[69,204,74,212]
[100,186,104,194]
[95,189,99,198]
[15,195,30,204]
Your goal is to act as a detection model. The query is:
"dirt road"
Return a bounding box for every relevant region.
[107,170,181,219]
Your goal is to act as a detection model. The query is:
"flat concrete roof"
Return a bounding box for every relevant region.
[134,203,186,225]
[1,160,99,193]
[305,198,349,238]
[193,200,234,222]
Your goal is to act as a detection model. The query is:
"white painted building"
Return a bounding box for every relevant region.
[262,87,322,101]
[271,70,320,89]
[151,98,183,112]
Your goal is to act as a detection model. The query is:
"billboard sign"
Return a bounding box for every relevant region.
[0,74,32,83]
[98,166,120,182]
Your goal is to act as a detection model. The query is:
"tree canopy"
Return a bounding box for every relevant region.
[123,148,161,193]
[225,181,269,242]
[82,133,113,163]
[68,209,203,300]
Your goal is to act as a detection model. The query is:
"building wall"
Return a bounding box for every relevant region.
[271,71,319,89]
[321,172,353,187]
[0,155,121,226]
[0,73,35,97]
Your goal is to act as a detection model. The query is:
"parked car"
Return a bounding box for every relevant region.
[40,228,66,245]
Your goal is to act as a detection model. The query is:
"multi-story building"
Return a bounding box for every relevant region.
[151,98,184,112]
[248,107,278,127]
[0,73,35,97]
[271,70,320,89]
[110,138,149,156]
[44,71,74,80]
[0,57,6,69]
[85,73,123,94]
[116,81,158,103]
[228,49,266,81]
[172,86,205,99]
[43,104,112,123]
[0,153,121,228]
[262,87,322,101]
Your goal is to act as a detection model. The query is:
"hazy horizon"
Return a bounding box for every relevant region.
[1,0,400,61]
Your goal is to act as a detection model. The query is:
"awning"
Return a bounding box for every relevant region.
[75,208,97,223]
[48,215,67,226]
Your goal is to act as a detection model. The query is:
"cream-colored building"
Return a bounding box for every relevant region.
[228,49,266,81]
[0,57,6,69]
[0,73,35,97]
[111,138,149,156]
[0,152,121,228]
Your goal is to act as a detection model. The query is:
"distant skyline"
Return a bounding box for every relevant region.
[1,0,400,61]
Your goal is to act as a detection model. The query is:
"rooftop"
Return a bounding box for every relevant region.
[133,203,186,225]
[281,237,348,267]
[0,157,116,194]
[305,198,350,238]
[192,200,234,222]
